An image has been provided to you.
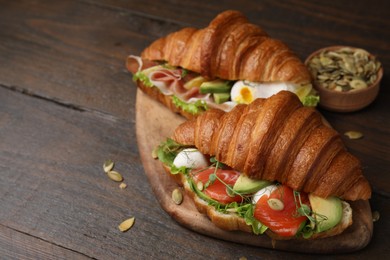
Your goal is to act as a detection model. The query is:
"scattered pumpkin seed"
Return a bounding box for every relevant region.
[172,188,183,205]
[307,47,381,92]
[267,198,284,211]
[118,217,135,232]
[344,131,364,140]
[103,159,114,173]
[107,170,123,182]
[372,211,380,222]
[119,182,127,189]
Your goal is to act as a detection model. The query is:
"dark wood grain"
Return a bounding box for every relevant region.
[0,0,183,119]
[0,224,89,259]
[0,0,389,258]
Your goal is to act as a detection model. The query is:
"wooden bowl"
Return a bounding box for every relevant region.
[305,46,383,112]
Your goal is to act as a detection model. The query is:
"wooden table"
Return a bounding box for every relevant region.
[0,0,388,259]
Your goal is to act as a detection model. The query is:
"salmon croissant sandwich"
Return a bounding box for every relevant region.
[154,91,371,241]
[127,10,319,119]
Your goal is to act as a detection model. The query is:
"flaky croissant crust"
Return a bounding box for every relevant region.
[141,10,311,84]
[173,91,371,201]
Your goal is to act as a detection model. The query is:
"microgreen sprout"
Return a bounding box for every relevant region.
[293,191,329,238]
[293,191,313,220]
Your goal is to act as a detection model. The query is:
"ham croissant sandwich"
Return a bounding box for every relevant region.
[154,91,371,239]
[127,10,319,119]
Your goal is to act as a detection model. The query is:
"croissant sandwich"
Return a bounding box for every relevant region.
[127,10,319,119]
[154,91,371,240]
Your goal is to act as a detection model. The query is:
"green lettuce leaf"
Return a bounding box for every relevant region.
[156,138,188,167]
[170,165,189,175]
[302,95,320,107]
[238,203,268,235]
[172,95,208,115]
[132,71,153,87]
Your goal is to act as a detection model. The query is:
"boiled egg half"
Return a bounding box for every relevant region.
[230,81,312,104]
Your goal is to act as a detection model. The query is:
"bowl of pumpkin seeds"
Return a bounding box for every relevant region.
[305,46,383,112]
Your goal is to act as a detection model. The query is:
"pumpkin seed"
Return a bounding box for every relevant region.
[343,57,356,74]
[353,48,369,58]
[344,131,363,140]
[336,79,348,86]
[320,56,333,66]
[118,217,135,232]
[369,74,377,84]
[364,61,375,73]
[327,51,341,58]
[372,211,380,222]
[172,188,183,205]
[267,198,284,211]
[119,182,127,189]
[350,79,367,90]
[107,170,123,182]
[197,181,204,191]
[307,47,381,92]
[151,146,158,159]
[357,66,364,74]
[103,159,114,173]
[317,74,330,80]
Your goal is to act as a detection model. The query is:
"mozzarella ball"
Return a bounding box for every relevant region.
[173,148,209,169]
[252,185,278,204]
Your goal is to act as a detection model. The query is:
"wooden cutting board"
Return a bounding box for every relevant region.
[135,89,373,254]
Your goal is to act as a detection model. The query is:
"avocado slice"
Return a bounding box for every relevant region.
[233,174,272,194]
[200,79,232,94]
[308,194,343,232]
[213,93,230,104]
[183,76,207,89]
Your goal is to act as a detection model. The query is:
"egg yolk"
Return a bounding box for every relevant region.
[239,87,253,104]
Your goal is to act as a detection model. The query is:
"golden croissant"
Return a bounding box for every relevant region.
[128,10,318,119]
[172,91,371,201]
[141,10,310,83]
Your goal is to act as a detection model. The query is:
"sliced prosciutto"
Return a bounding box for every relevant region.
[127,55,234,112]
[149,68,206,100]
[126,55,159,73]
